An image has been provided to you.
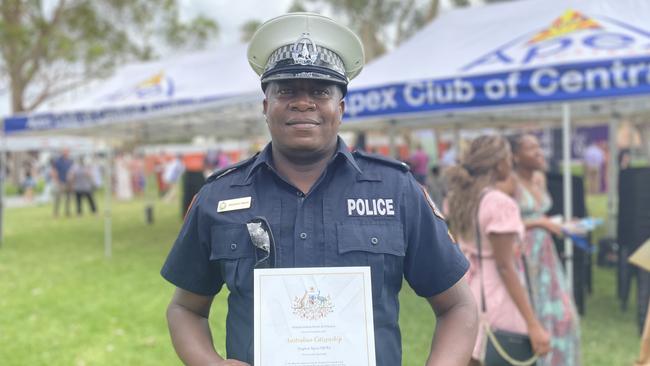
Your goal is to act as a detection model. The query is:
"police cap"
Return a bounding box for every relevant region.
[247,12,365,95]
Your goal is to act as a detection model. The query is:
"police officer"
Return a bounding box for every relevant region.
[161,12,478,366]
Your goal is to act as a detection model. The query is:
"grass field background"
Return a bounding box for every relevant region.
[0,194,639,365]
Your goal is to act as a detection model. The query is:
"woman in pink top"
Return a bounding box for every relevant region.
[445,135,550,365]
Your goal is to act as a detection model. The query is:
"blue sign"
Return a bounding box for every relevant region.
[344,55,650,120]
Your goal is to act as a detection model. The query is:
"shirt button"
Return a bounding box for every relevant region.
[296,191,304,197]
[299,232,308,240]
[230,243,237,250]
[370,237,379,245]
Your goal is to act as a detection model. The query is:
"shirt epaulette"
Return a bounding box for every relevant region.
[352,149,410,172]
[205,152,259,183]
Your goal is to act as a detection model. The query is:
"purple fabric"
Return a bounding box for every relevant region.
[410,150,429,175]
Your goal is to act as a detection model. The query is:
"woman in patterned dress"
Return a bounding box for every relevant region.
[445,135,550,365]
[509,134,582,366]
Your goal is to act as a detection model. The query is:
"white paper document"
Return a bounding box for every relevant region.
[254,266,376,366]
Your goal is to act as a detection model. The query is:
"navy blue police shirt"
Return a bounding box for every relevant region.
[161,138,469,365]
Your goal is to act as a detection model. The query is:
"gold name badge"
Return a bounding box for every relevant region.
[217,196,252,213]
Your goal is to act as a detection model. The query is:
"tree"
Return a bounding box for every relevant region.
[240,1,308,49]
[450,0,470,7]
[0,0,218,113]
[288,0,308,13]
[304,0,440,62]
[240,20,262,43]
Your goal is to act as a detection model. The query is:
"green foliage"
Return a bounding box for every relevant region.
[240,20,262,43]
[304,0,439,61]
[0,0,219,112]
[288,0,308,13]
[0,196,638,365]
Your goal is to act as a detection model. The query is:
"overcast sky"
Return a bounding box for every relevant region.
[179,0,295,46]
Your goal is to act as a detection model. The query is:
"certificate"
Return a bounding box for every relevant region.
[254,266,376,366]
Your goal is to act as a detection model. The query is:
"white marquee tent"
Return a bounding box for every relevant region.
[3,43,267,142]
[342,0,650,288]
[345,0,650,128]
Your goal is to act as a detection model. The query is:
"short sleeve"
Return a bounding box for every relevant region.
[478,190,524,238]
[403,176,469,298]
[161,188,224,296]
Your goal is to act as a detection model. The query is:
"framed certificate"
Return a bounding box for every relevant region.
[254,266,376,366]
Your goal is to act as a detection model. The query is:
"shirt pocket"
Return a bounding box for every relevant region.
[210,224,255,297]
[336,222,406,300]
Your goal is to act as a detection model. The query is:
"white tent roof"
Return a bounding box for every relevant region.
[343,0,650,129]
[6,0,650,138]
[3,44,267,142]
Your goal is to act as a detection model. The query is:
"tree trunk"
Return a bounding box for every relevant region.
[9,69,25,113]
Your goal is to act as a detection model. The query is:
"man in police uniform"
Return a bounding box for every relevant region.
[162,13,478,366]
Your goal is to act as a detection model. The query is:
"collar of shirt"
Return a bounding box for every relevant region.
[239,137,362,184]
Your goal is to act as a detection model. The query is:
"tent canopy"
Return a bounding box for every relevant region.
[3,44,267,142]
[343,0,650,129]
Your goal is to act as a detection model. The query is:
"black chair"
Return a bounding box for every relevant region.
[617,168,650,333]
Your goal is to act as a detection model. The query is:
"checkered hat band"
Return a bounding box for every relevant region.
[264,44,346,76]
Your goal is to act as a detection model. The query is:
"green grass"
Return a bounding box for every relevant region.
[0,197,641,365]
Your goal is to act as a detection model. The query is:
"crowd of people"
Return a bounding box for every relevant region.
[399,133,582,365]
[47,149,100,217]
[9,146,240,219]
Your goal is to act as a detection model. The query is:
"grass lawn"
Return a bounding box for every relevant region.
[0,196,640,365]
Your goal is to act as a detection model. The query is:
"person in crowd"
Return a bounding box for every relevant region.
[410,143,430,185]
[52,148,73,217]
[445,135,550,365]
[21,167,36,202]
[619,148,632,170]
[115,152,134,201]
[37,158,56,204]
[203,149,220,175]
[509,134,582,366]
[129,154,146,197]
[160,13,478,366]
[90,155,103,190]
[162,153,185,203]
[216,149,231,169]
[440,145,458,169]
[426,165,445,208]
[495,171,517,198]
[583,141,604,194]
[68,157,97,215]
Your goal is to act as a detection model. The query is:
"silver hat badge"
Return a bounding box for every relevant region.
[291,33,319,65]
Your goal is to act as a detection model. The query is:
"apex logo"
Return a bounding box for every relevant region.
[462,9,650,72]
[528,10,601,44]
[105,71,175,102]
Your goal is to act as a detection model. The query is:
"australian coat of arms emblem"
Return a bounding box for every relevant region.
[292,286,334,321]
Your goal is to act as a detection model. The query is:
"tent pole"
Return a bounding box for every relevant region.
[607,117,619,238]
[0,129,5,247]
[104,147,113,258]
[562,103,573,292]
[453,126,461,150]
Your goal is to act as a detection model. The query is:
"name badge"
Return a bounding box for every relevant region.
[217,197,252,212]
